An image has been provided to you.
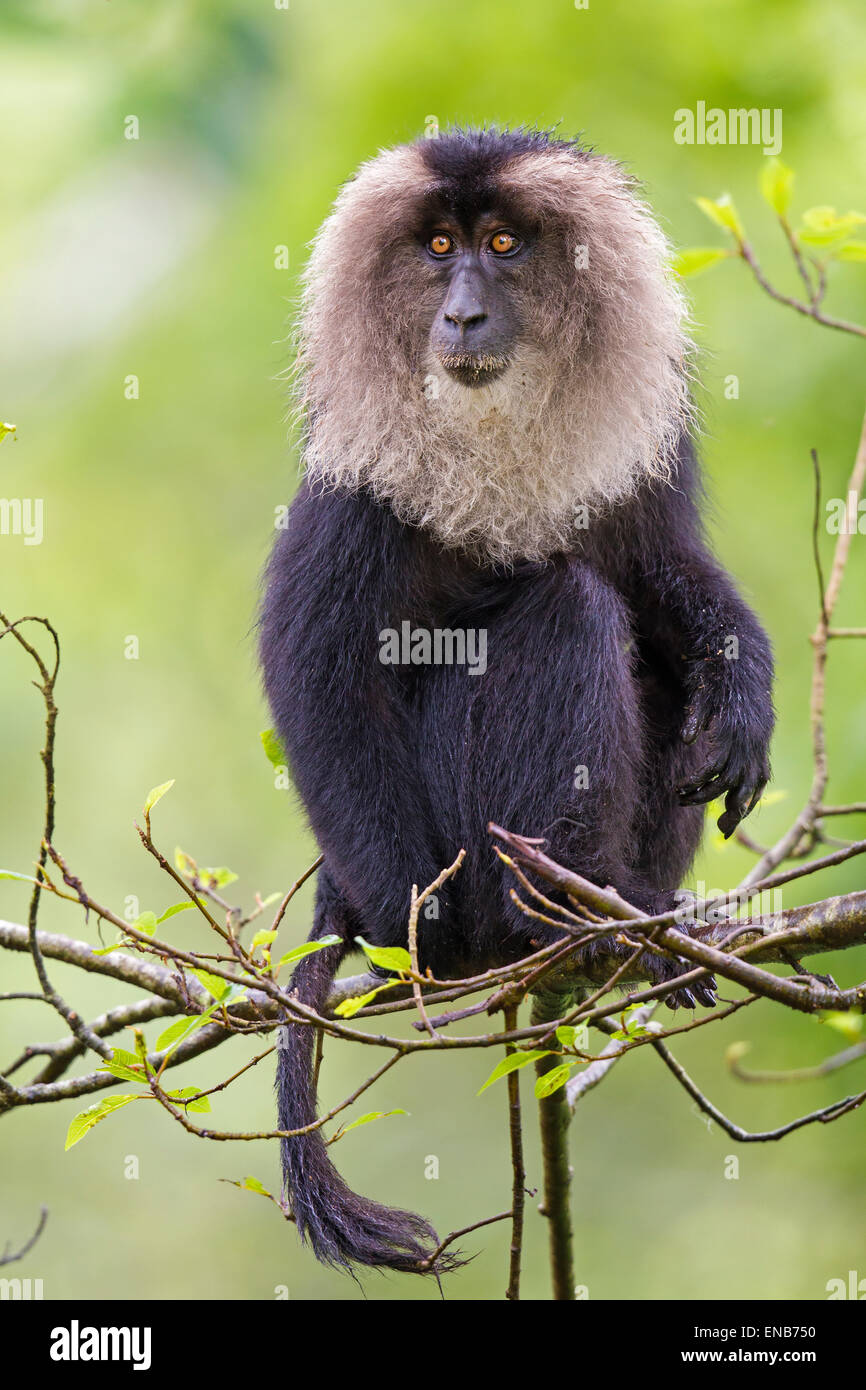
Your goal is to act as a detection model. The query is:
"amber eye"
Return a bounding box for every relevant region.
[490,230,519,255]
[429,232,454,256]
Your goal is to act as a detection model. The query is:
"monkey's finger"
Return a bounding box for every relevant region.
[718,783,754,838]
[665,985,697,1010]
[680,700,712,745]
[745,777,768,817]
[677,773,729,806]
[692,977,717,1008]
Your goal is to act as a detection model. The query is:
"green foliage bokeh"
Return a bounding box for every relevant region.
[1,0,864,1300]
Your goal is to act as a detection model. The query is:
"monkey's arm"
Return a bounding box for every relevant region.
[260,483,444,942]
[625,458,774,838]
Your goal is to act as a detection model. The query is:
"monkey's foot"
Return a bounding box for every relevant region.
[638,893,717,1010]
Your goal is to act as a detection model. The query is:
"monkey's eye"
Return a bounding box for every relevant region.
[429,232,455,256]
[490,230,520,255]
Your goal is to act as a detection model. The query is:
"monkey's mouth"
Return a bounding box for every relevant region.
[438,351,510,388]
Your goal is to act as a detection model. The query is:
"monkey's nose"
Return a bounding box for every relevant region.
[444,304,487,331]
[442,284,488,333]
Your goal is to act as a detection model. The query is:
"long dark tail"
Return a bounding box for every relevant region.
[276,940,458,1276]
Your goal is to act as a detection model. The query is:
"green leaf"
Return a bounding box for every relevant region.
[334,983,396,1017]
[65,1095,139,1150]
[239,1175,271,1195]
[555,1025,577,1047]
[834,240,866,262]
[0,869,41,884]
[355,936,413,974]
[155,1011,214,1053]
[797,206,866,247]
[337,1109,408,1134]
[478,1050,554,1095]
[260,728,287,767]
[96,1059,149,1084]
[157,901,195,924]
[0,422,17,444]
[673,246,731,278]
[209,867,238,888]
[189,968,232,1002]
[91,943,126,955]
[220,1174,275,1200]
[166,1085,211,1113]
[695,194,745,241]
[274,934,341,970]
[534,1063,574,1098]
[759,158,795,216]
[108,1048,142,1068]
[143,780,175,816]
[132,911,158,936]
[758,788,788,807]
[819,1011,864,1042]
[250,929,278,951]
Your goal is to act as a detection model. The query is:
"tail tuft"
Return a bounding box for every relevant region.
[277,940,463,1277]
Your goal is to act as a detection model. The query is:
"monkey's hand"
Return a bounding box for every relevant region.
[676,666,772,838]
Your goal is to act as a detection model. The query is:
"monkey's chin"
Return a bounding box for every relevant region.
[438,353,510,389]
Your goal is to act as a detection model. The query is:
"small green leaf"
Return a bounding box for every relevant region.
[132,911,158,936]
[189,968,232,1002]
[555,1025,577,1047]
[337,1108,408,1135]
[797,206,866,247]
[334,983,397,1017]
[355,936,413,974]
[91,943,126,956]
[758,788,788,807]
[759,158,795,216]
[0,422,17,444]
[695,194,745,241]
[534,1063,574,1098]
[157,901,195,924]
[673,246,732,278]
[210,867,238,888]
[250,929,278,951]
[274,934,341,970]
[478,1050,554,1095]
[819,1011,864,1042]
[0,870,41,884]
[108,1048,142,1068]
[220,1175,278,1203]
[155,1010,214,1053]
[260,728,287,767]
[65,1095,139,1150]
[143,780,175,816]
[238,1175,271,1195]
[834,240,866,262]
[96,1059,149,1084]
[166,1085,211,1113]
[240,1175,271,1195]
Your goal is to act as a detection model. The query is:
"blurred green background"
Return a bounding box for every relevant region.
[1,0,865,1302]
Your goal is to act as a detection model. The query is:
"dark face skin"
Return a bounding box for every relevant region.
[423,212,529,387]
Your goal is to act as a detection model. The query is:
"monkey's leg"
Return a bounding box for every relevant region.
[630,658,706,891]
[447,562,712,1005]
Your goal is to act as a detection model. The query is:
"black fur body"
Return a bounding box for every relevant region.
[259,128,774,1277]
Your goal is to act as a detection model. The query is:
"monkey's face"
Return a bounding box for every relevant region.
[298,130,691,562]
[422,216,526,388]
